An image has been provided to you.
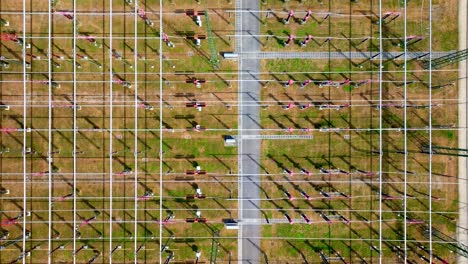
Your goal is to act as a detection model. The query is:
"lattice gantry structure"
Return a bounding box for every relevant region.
[0,0,465,263]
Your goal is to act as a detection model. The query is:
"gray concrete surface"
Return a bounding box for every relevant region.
[458,0,468,262]
[236,0,262,263]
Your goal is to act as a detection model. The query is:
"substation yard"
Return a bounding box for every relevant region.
[0,0,464,263]
[0,0,238,263]
[254,0,460,263]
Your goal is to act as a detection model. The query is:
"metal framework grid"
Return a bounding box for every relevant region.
[0,0,166,263]
[0,0,465,263]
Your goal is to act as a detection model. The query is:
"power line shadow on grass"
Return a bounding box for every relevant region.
[281,92,297,104]
[303,156,323,169]
[137,180,150,191]
[317,92,330,102]
[267,114,285,129]
[76,213,103,238]
[212,198,232,218]
[286,241,309,264]
[211,8,231,25]
[212,29,230,46]
[143,205,158,222]
[53,128,76,147]
[0,43,23,61]
[210,154,231,172]
[262,179,285,212]
[52,42,74,62]
[212,72,231,87]
[210,114,231,129]
[126,130,151,150]
[266,154,286,171]
[264,9,282,24]
[319,154,336,169]
[113,156,131,170]
[407,182,437,211]
[29,41,47,58]
[75,45,101,65]
[282,114,301,128]
[197,221,220,236]
[174,114,196,126]
[162,160,173,173]
[340,240,369,263]
[267,93,282,105]
[315,240,340,260]
[81,199,96,211]
[78,131,101,150]
[281,154,305,172]
[56,173,74,189]
[409,109,430,127]
[304,240,325,254]
[336,155,352,168]
[269,72,283,83]
[212,176,233,198]
[302,116,317,128]
[112,215,134,238]
[380,200,408,236]
[145,41,158,55]
[174,30,212,62]
[266,30,283,46]
[138,221,155,240]
[156,115,174,131]
[265,176,296,210]
[7,121,26,146]
[52,211,74,231]
[83,116,101,129]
